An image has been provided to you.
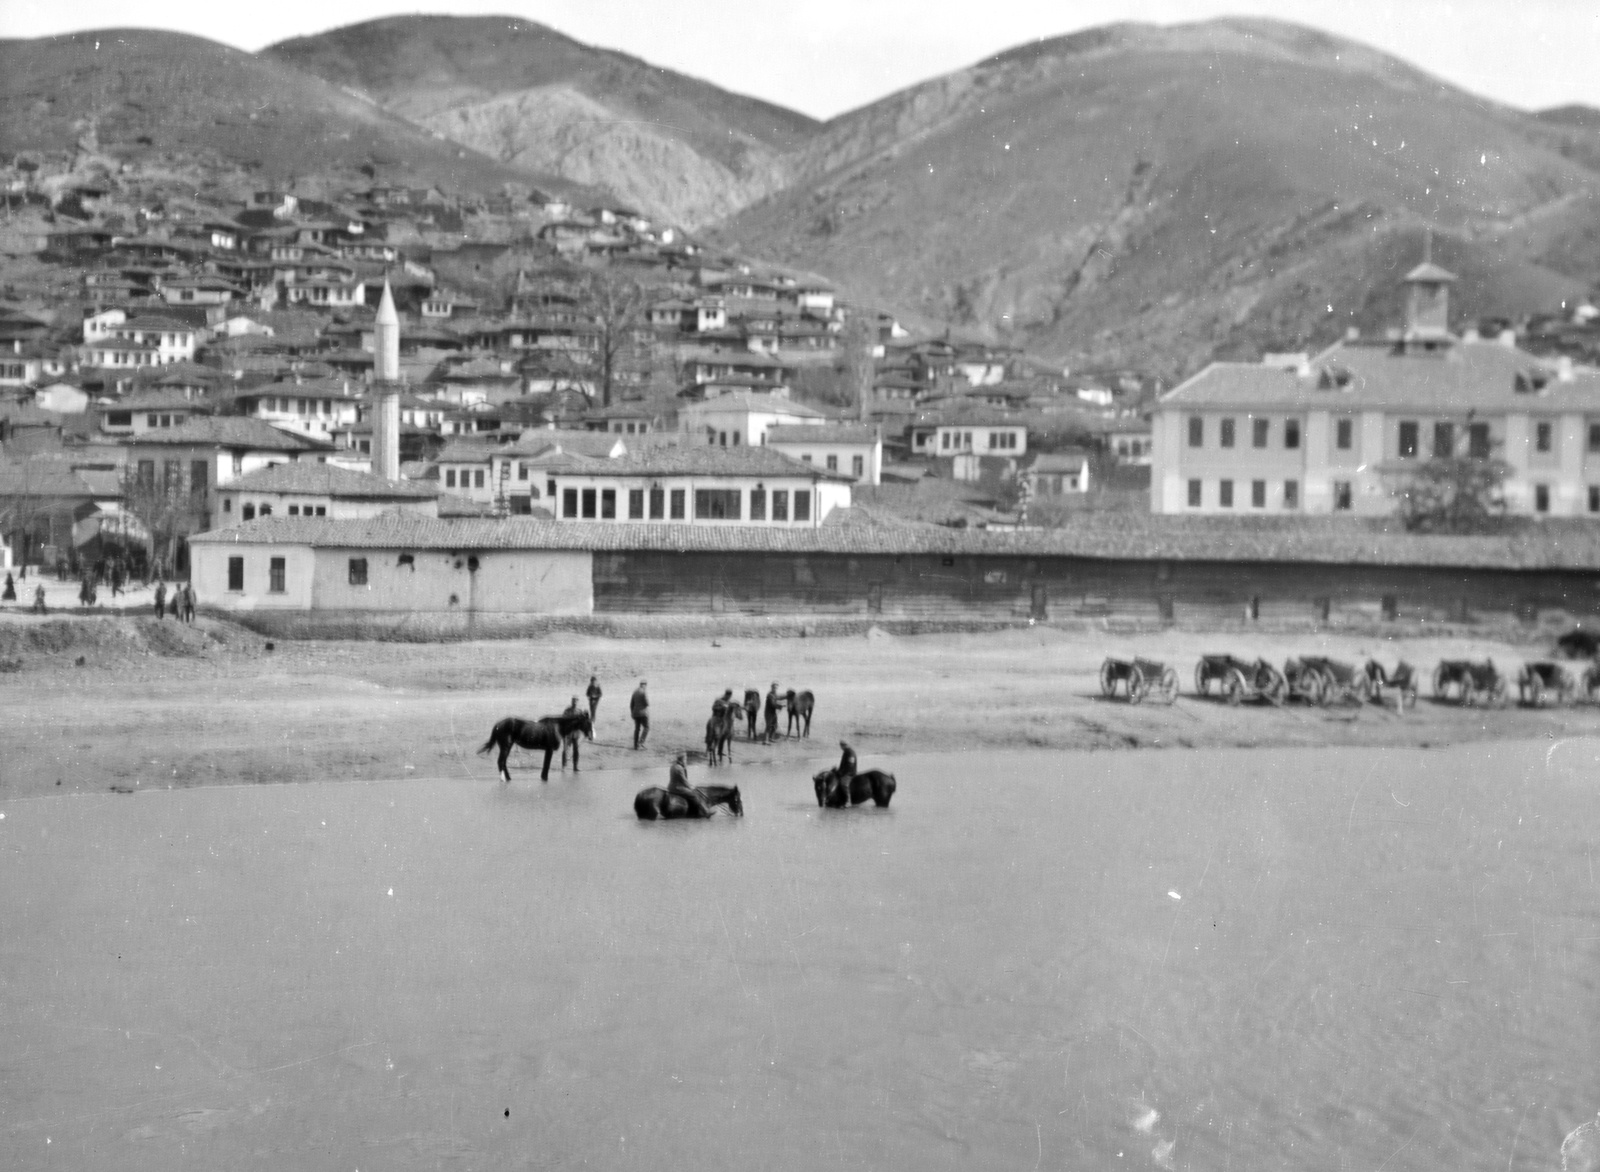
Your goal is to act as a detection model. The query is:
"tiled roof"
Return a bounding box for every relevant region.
[503,429,626,458]
[1162,339,1600,412]
[680,392,828,417]
[548,445,854,481]
[122,417,333,450]
[188,511,1600,570]
[765,423,880,444]
[221,462,440,498]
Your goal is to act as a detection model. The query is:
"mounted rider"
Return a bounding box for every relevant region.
[836,740,857,781]
[667,752,711,818]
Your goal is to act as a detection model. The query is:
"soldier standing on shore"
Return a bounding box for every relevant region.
[630,681,650,749]
[586,675,602,722]
[153,580,167,619]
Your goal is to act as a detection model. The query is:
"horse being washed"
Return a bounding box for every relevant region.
[705,704,738,766]
[785,689,814,737]
[478,711,593,783]
[634,784,743,820]
[813,767,896,808]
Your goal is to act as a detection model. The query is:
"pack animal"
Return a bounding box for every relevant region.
[477,711,594,782]
[813,768,896,808]
[705,705,737,766]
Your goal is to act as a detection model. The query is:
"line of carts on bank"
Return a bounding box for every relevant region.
[1099,652,1600,710]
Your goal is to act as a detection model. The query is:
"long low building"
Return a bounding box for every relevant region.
[189,510,1600,634]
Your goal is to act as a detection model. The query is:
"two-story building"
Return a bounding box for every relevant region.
[1152,259,1600,517]
[217,381,364,441]
[679,391,830,448]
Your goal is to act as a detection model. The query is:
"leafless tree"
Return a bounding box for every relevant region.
[571,266,649,408]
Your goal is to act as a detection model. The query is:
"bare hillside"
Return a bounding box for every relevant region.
[716,18,1600,377]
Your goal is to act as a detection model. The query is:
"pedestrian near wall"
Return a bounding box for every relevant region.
[153,580,166,619]
[2,572,14,602]
[630,681,649,749]
[586,676,602,722]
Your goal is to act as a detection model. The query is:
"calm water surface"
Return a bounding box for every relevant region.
[3,740,1599,1171]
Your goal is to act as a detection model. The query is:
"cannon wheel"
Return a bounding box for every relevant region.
[1400,683,1418,711]
[1158,667,1179,705]
[1432,663,1450,701]
[1461,677,1477,707]
[1526,676,1545,708]
[1350,672,1372,705]
[1300,670,1326,706]
[1264,669,1288,706]
[1194,662,1210,697]
[1129,666,1147,705]
[1224,669,1246,706]
[1099,660,1118,697]
[1491,676,1509,707]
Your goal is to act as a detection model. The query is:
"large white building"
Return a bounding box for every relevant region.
[1153,260,1600,517]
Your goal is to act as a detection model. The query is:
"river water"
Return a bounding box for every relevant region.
[3,740,1599,1171]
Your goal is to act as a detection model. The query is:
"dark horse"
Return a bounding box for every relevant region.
[477,711,593,783]
[785,689,814,737]
[743,689,761,739]
[634,784,744,820]
[705,706,737,766]
[813,768,896,808]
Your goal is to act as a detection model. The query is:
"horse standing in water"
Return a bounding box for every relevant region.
[705,705,737,766]
[477,711,593,782]
[813,767,896,808]
[634,784,743,820]
[785,689,814,737]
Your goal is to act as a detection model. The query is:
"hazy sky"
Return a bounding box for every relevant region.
[3,0,1597,119]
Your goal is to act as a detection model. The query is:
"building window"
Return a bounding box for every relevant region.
[1589,424,1600,453]
[268,557,286,593]
[601,489,616,519]
[1187,417,1203,447]
[1398,421,1419,458]
[794,490,811,522]
[852,455,864,478]
[288,505,299,516]
[628,489,644,519]
[1536,422,1553,453]
[750,487,766,520]
[563,488,578,518]
[1284,419,1301,449]
[474,470,485,488]
[227,556,244,591]
[147,413,159,427]
[1336,419,1353,450]
[941,432,951,450]
[1333,481,1353,511]
[1251,479,1266,508]
[669,489,686,519]
[695,489,742,520]
[548,479,556,499]
[1220,418,1235,448]
[518,463,529,481]
[1284,480,1299,509]
[315,506,326,516]
[1468,423,1491,459]
[649,487,665,520]
[1219,479,1234,508]
[1252,418,1269,448]
[223,499,232,513]
[242,504,255,521]
[191,460,207,495]
[581,488,597,518]
[1535,484,1550,513]
[772,490,789,521]
[1187,479,1202,507]
[349,558,367,585]
[1590,486,1600,514]
[826,454,838,471]
[445,470,456,488]
[1432,422,1454,459]
[259,504,272,516]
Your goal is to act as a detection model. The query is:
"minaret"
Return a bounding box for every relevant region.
[371,280,401,480]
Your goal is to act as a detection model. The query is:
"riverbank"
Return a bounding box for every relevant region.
[3,616,1597,801]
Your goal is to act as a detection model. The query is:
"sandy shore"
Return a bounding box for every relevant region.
[2,615,1596,802]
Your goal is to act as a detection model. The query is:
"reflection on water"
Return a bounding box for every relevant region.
[2,740,1598,1171]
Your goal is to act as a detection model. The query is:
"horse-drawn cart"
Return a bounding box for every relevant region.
[1518,661,1576,707]
[1194,654,1287,705]
[1433,659,1508,706]
[1286,656,1372,705]
[1099,657,1179,704]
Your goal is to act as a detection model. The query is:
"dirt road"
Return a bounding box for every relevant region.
[2,616,1595,801]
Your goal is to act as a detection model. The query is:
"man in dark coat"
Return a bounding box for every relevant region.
[153,580,166,619]
[586,676,602,722]
[667,752,710,818]
[763,683,783,743]
[836,741,857,781]
[630,681,650,749]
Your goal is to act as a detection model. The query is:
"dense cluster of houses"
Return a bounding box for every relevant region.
[0,162,1159,572]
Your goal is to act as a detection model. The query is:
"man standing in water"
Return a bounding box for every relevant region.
[667,752,710,818]
[630,681,649,749]
[586,675,602,722]
[836,740,857,783]
[763,682,784,743]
